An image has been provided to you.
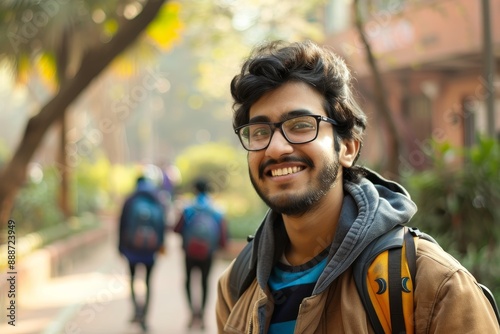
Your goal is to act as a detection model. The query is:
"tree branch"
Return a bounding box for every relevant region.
[0,0,168,226]
[353,0,401,177]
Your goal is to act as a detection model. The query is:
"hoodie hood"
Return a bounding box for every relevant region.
[313,168,417,293]
[252,168,417,294]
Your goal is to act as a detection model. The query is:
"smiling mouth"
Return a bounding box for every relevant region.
[271,166,304,177]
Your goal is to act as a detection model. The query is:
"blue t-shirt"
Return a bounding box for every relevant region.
[268,248,329,333]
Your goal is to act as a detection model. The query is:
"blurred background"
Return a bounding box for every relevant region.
[0,0,499,333]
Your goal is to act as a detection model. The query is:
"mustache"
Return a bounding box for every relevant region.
[259,156,315,178]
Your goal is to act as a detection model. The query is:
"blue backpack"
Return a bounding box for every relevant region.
[122,192,165,253]
[182,206,221,260]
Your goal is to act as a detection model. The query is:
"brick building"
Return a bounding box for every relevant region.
[324,0,500,171]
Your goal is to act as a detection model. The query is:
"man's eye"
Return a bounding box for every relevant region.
[251,126,271,138]
[240,124,271,141]
[240,127,250,139]
[287,120,315,132]
[295,122,314,129]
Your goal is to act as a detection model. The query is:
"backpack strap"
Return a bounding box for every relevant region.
[405,227,421,284]
[228,211,272,303]
[388,244,405,333]
[228,235,256,303]
[479,283,500,324]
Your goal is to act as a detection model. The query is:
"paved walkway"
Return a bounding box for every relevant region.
[1,232,233,334]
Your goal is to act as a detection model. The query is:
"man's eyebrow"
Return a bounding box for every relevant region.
[248,115,270,123]
[248,109,315,124]
[280,109,315,121]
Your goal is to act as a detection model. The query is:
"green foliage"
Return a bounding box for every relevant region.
[146,1,184,51]
[11,167,65,236]
[74,154,141,214]
[10,155,138,237]
[0,213,99,271]
[181,0,326,100]
[403,137,500,251]
[175,142,267,239]
[0,1,182,77]
[402,136,500,298]
[74,155,112,215]
[175,142,243,192]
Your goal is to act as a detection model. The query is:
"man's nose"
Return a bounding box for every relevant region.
[265,128,293,157]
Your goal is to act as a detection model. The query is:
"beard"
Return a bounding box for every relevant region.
[249,154,340,217]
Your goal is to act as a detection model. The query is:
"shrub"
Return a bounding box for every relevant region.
[402,136,500,299]
[11,167,64,235]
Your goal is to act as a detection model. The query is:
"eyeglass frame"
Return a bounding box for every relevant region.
[234,114,339,151]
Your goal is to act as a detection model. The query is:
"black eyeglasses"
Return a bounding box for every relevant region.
[234,114,338,151]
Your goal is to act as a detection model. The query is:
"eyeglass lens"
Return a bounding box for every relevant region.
[239,115,319,150]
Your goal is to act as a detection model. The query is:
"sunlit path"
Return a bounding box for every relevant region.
[1,230,232,334]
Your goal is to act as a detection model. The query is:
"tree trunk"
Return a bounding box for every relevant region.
[57,28,72,219]
[353,0,401,179]
[0,0,167,233]
[58,113,72,218]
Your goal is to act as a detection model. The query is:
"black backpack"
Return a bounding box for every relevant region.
[229,226,500,333]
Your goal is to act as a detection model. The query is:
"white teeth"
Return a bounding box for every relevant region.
[271,166,303,177]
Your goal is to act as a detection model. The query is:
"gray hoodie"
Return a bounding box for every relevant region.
[251,168,418,295]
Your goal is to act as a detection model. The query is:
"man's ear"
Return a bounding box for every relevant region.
[339,139,361,168]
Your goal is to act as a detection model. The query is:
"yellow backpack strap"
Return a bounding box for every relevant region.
[353,226,417,334]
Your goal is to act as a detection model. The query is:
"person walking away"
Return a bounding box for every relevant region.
[119,176,166,331]
[216,40,500,333]
[175,178,228,329]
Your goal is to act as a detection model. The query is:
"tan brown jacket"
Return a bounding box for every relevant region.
[216,238,500,333]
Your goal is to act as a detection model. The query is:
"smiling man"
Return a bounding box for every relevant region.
[216,40,499,333]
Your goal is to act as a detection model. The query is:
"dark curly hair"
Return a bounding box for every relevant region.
[231,40,367,182]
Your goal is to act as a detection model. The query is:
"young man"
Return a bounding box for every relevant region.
[175,178,228,329]
[216,40,500,333]
[119,176,166,331]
